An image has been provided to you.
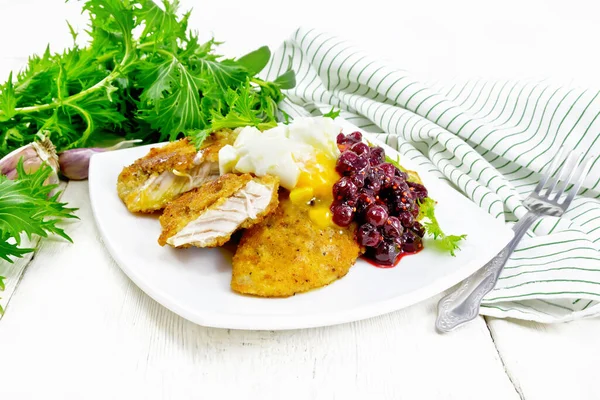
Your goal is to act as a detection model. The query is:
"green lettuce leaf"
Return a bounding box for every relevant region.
[418,197,466,256]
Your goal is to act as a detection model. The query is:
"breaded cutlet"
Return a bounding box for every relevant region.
[158,173,280,248]
[117,131,234,213]
[231,195,362,297]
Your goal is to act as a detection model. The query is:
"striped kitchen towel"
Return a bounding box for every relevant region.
[263,27,600,323]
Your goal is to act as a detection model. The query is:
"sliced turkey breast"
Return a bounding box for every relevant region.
[158,173,280,248]
[117,131,234,213]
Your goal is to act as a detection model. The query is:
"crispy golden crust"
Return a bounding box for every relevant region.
[117,139,195,209]
[134,138,197,175]
[116,131,235,213]
[199,129,235,163]
[231,196,362,297]
[158,174,280,248]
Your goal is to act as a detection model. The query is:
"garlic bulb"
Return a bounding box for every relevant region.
[0,137,59,185]
[59,139,141,180]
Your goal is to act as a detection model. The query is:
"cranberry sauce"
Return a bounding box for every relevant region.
[331,131,427,266]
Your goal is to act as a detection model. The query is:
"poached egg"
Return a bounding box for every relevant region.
[218,117,343,227]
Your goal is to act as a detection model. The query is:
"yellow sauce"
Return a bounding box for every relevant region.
[289,151,340,228]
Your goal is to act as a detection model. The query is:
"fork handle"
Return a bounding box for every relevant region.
[435,212,539,332]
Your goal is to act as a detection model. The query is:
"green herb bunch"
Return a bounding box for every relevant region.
[0,0,295,157]
[0,161,78,264]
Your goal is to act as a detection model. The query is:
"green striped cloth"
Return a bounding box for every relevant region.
[264,27,600,323]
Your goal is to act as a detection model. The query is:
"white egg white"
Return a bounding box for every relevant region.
[218,117,342,190]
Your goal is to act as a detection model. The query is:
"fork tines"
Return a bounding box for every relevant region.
[534,147,594,206]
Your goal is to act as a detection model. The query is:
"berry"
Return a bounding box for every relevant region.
[357,223,381,247]
[337,133,357,152]
[350,172,366,188]
[379,163,396,180]
[354,154,370,174]
[382,216,404,237]
[333,176,358,201]
[335,151,359,175]
[332,204,354,227]
[365,180,381,194]
[369,147,385,165]
[384,189,414,215]
[396,170,408,180]
[411,205,420,218]
[351,142,370,156]
[373,240,401,265]
[408,181,428,201]
[402,230,423,253]
[390,176,409,192]
[347,131,363,142]
[390,192,415,214]
[398,212,414,228]
[382,178,409,199]
[411,221,426,238]
[365,204,388,227]
[392,234,406,247]
[356,191,376,216]
[364,168,385,193]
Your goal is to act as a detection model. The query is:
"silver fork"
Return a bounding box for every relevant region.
[436,148,594,332]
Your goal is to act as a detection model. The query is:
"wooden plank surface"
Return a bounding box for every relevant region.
[0,182,520,400]
[0,182,66,316]
[2,1,600,399]
[487,317,600,400]
[0,239,37,315]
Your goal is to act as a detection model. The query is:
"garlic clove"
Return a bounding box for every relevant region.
[59,139,141,180]
[5,169,17,180]
[0,136,59,186]
[0,144,39,175]
[22,156,44,173]
[59,148,98,180]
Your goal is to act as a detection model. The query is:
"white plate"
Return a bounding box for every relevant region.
[89,123,513,330]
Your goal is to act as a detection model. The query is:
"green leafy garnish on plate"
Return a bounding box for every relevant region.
[386,153,466,255]
[418,197,467,256]
[323,107,341,119]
